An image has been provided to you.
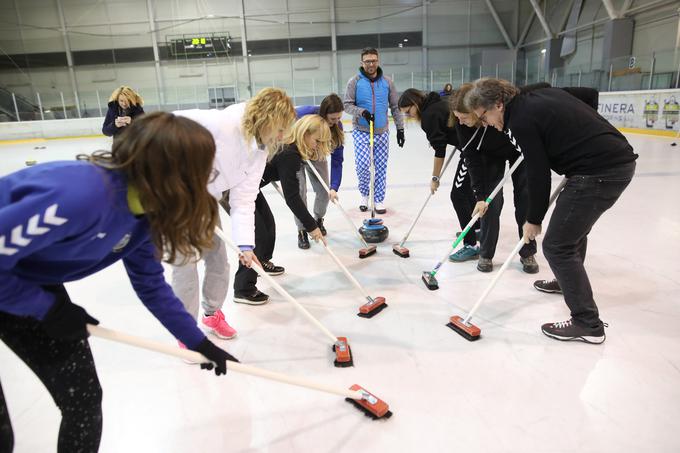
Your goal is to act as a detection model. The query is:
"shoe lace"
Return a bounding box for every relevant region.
[553,319,573,329]
[262,260,273,270]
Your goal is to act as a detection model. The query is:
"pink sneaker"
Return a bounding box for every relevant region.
[202,310,237,339]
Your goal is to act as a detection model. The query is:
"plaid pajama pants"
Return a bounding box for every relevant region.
[352,129,389,203]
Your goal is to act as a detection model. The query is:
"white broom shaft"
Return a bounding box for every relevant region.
[213,225,338,344]
[271,181,372,300]
[463,177,568,323]
[322,242,372,300]
[304,160,370,249]
[399,144,458,245]
[87,325,363,400]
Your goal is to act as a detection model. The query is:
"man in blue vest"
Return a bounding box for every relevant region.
[344,47,404,214]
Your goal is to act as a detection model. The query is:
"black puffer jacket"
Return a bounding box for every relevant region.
[102,101,145,136]
[420,92,459,158]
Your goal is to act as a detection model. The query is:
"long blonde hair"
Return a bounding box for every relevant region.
[109,86,144,106]
[286,114,332,161]
[242,87,296,157]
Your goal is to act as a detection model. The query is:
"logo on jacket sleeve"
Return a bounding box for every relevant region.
[112,233,131,253]
[0,204,68,256]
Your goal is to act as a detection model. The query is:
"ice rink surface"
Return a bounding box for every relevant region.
[1,125,679,453]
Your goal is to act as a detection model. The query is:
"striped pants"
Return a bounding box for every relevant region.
[352,129,389,203]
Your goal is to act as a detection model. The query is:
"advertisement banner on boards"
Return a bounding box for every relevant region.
[598,89,680,131]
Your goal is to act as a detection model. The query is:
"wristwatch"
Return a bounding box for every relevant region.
[431,176,440,182]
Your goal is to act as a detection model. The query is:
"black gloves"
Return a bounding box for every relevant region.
[397,129,405,147]
[195,338,240,376]
[41,285,99,341]
[361,110,374,123]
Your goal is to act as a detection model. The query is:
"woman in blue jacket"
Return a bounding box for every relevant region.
[102,86,145,137]
[0,112,237,452]
[294,93,345,249]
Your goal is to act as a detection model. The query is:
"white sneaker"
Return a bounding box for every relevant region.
[375,202,386,214]
[360,196,368,212]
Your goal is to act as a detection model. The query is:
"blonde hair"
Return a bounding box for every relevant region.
[448,83,480,128]
[286,114,332,161]
[109,86,144,106]
[242,87,296,157]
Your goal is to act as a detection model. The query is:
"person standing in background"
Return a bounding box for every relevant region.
[344,47,404,214]
[102,86,145,137]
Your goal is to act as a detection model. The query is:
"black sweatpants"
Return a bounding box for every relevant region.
[230,191,277,295]
[0,312,103,453]
[450,158,479,246]
[479,154,537,260]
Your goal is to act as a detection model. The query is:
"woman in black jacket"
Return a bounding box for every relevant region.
[398,89,480,261]
[467,78,636,344]
[234,114,329,298]
[450,84,538,273]
[102,86,145,137]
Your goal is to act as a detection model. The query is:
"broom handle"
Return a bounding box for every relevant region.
[87,325,364,400]
[463,177,568,324]
[369,120,376,219]
[430,153,525,275]
[304,160,371,250]
[398,128,482,247]
[213,223,338,344]
[270,182,372,301]
[322,242,373,301]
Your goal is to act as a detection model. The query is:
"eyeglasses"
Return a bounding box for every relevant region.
[209,168,220,183]
[362,59,379,65]
[477,109,488,124]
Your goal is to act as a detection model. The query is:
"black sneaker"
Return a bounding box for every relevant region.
[541,318,606,344]
[316,218,327,236]
[261,260,284,276]
[477,257,493,272]
[534,279,562,294]
[520,255,539,274]
[234,290,270,305]
[297,230,310,249]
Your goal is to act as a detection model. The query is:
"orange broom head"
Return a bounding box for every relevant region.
[447,315,481,341]
[357,297,387,318]
[333,337,353,367]
[392,243,410,258]
[346,384,392,419]
[359,245,377,259]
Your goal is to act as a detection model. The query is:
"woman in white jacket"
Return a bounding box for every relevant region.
[172,88,296,341]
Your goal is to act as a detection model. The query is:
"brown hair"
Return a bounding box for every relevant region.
[109,86,144,106]
[242,87,296,158]
[397,88,427,122]
[448,83,480,127]
[81,112,218,264]
[286,114,333,161]
[319,93,345,149]
[361,47,379,59]
[466,77,519,110]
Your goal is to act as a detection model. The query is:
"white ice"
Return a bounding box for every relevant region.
[1,126,679,453]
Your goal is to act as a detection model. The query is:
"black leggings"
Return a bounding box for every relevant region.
[450,158,479,246]
[229,191,276,294]
[0,312,103,453]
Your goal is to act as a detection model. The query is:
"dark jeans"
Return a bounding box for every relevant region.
[479,154,537,259]
[227,191,276,295]
[543,161,636,327]
[450,158,479,246]
[0,312,103,453]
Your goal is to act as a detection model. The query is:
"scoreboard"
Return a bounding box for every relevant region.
[169,34,231,57]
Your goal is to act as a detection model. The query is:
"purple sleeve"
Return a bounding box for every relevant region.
[295,105,320,118]
[123,239,206,349]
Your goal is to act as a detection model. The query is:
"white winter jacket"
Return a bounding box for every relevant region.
[174,103,266,247]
